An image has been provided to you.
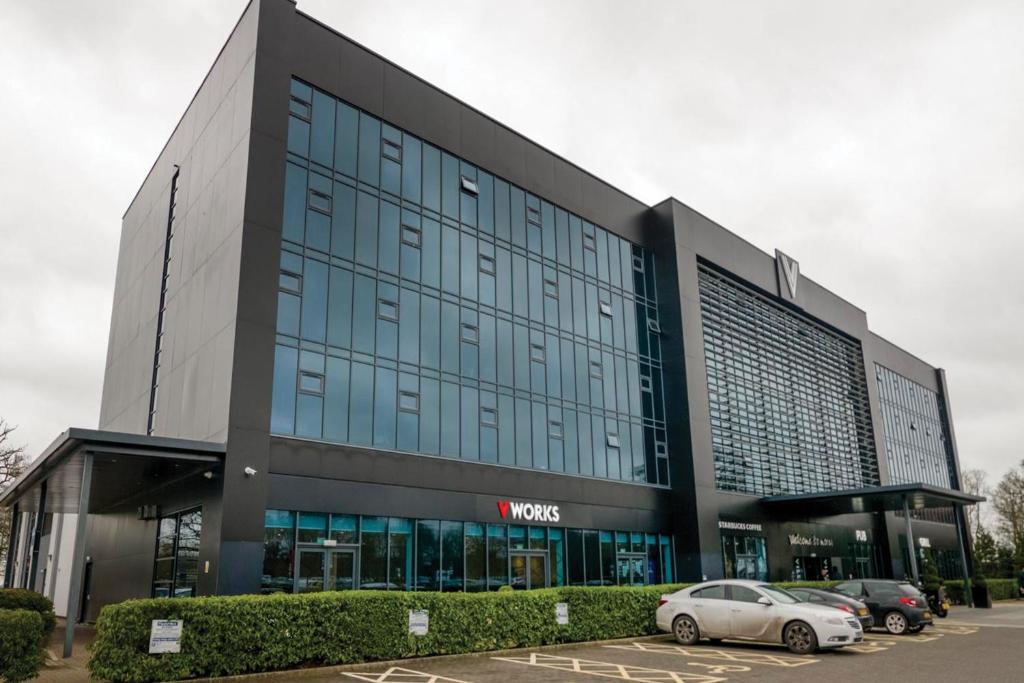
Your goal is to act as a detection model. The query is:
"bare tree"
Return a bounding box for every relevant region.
[0,419,26,571]
[991,460,1024,561]
[961,467,990,540]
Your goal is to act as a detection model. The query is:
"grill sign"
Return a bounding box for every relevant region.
[498,500,560,523]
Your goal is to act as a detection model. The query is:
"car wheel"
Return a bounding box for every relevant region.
[884,611,909,635]
[784,621,818,655]
[672,615,700,646]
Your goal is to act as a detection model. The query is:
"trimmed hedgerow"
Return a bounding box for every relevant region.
[944,578,1017,604]
[0,589,56,636]
[0,608,46,683]
[89,585,692,682]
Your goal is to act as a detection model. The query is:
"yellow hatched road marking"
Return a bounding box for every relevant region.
[492,652,727,683]
[930,624,979,635]
[342,667,473,683]
[604,642,818,668]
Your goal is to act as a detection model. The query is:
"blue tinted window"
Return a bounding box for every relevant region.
[419,377,439,454]
[494,179,510,242]
[441,301,459,374]
[510,186,526,247]
[459,162,477,228]
[310,90,335,168]
[515,398,531,468]
[420,295,440,370]
[460,233,478,300]
[271,345,298,434]
[531,402,548,470]
[477,171,493,234]
[324,356,350,442]
[461,386,479,461]
[296,392,322,439]
[498,394,515,466]
[305,172,331,252]
[495,247,512,312]
[334,102,359,177]
[355,191,378,267]
[421,217,440,289]
[277,292,299,337]
[441,153,459,220]
[440,381,460,457]
[381,124,401,196]
[349,362,374,445]
[283,164,306,244]
[373,367,397,448]
[441,225,460,294]
[401,135,421,204]
[378,200,399,274]
[357,113,380,184]
[479,312,496,383]
[397,372,419,452]
[563,409,578,474]
[399,288,420,365]
[376,282,398,359]
[422,144,441,213]
[577,412,593,476]
[496,319,514,387]
[331,182,356,260]
[352,274,376,353]
[300,258,328,343]
[591,414,607,478]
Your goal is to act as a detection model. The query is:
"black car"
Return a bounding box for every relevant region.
[788,586,875,631]
[832,580,933,635]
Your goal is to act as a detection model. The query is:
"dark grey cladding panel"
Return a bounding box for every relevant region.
[265,436,667,514]
[866,332,942,390]
[254,0,649,246]
[668,199,869,339]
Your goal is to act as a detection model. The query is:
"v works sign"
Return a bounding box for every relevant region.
[497,499,560,523]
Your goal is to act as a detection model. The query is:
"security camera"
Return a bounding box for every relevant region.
[243,466,257,477]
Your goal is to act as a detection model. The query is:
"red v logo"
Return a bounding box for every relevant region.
[497,500,510,519]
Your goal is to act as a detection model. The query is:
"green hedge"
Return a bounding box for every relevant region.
[90,585,694,682]
[0,589,55,636]
[0,609,45,683]
[944,578,1018,603]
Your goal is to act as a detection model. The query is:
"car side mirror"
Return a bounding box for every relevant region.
[757,596,772,606]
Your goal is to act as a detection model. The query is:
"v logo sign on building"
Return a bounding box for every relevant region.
[775,249,800,301]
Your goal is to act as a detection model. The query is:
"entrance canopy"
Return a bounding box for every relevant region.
[0,428,224,514]
[1,428,224,658]
[760,482,985,517]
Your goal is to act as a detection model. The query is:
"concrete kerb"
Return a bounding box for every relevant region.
[189,633,673,682]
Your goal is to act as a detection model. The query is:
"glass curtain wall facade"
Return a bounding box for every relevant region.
[269,78,670,485]
[875,365,955,488]
[698,264,879,496]
[261,510,674,593]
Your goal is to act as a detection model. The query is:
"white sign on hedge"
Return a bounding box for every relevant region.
[148,619,183,654]
[555,602,569,625]
[409,609,429,636]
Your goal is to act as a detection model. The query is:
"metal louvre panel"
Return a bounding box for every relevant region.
[697,264,879,496]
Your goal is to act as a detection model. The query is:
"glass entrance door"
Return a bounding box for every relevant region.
[510,553,548,590]
[328,550,356,590]
[617,554,647,585]
[297,550,326,592]
[298,549,357,592]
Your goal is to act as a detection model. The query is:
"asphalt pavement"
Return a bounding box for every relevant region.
[247,601,1024,683]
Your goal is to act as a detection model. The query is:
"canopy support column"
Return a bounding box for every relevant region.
[903,495,919,584]
[2,503,17,588]
[28,480,47,592]
[954,503,974,607]
[63,452,92,659]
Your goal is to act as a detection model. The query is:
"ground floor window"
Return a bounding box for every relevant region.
[260,509,674,593]
[721,534,768,581]
[152,507,202,598]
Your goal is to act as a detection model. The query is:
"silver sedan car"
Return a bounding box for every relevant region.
[656,579,863,654]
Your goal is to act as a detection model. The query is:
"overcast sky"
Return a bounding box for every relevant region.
[1,0,1021,486]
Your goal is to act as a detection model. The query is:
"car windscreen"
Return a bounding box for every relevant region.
[759,585,800,604]
[867,582,921,597]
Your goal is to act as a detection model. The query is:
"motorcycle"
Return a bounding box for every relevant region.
[926,587,950,618]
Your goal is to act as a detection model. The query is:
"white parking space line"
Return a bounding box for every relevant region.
[929,624,980,635]
[341,667,473,683]
[492,652,728,683]
[604,642,818,668]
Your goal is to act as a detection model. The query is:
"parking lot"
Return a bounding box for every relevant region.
[278,602,1024,683]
